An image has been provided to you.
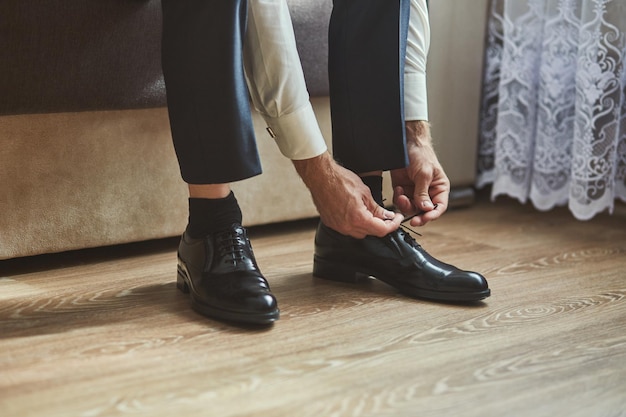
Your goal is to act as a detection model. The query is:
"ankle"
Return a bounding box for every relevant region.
[188,183,231,199]
[187,192,243,238]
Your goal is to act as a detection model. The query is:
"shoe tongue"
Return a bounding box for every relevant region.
[214,225,248,246]
[217,223,243,235]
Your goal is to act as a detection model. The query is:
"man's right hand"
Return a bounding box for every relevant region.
[293,152,403,238]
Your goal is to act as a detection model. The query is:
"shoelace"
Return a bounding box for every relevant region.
[383,199,435,247]
[382,200,429,235]
[217,230,247,264]
[399,216,422,249]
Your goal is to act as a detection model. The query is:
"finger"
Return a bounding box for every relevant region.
[364,212,403,237]
[409,203,445,227]
[393,186,417,215]
[412,174,435,212]
[342,210,402,239]
[371,203,398,221]
[350,201,401,235]
[430,187,449,213]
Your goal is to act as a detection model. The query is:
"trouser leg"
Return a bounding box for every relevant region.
[161,0,261,184]
[329,0,411,173]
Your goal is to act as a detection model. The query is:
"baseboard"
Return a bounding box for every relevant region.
[448,186,476,209]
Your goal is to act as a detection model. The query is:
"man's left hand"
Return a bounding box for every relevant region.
[390,120,450,227]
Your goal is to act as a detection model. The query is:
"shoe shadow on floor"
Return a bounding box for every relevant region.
[268,272,490,320]
[0,269,488,340]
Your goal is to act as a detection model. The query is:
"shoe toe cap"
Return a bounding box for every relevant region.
[447,270,489,292]
[241,293,278,313]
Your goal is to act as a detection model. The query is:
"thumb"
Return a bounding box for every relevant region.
[358,187,396,220]
[367,204,403,237]
[413,175,434,212]
[370,202,399,221]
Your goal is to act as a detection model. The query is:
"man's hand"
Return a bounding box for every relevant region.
[391,121,450,227]
[293,152,403,238]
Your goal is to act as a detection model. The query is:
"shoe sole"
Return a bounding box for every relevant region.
[177,262,280,325]
[313,256,491,302]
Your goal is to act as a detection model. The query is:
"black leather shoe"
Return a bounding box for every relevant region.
[176,224,279,324]
[313,222,490,302]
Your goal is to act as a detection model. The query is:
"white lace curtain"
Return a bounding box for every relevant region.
[477,0,626,220]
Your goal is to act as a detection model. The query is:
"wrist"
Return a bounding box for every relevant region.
[292,151,334,189]
[406,120,432,147]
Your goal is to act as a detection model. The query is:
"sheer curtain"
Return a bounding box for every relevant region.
[477,0,626,220]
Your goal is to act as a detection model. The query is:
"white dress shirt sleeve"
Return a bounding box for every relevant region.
[243,0,328,161]
[405,0,431,121]
[243,0,429,160]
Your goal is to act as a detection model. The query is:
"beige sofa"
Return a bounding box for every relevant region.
[0,0,488,260]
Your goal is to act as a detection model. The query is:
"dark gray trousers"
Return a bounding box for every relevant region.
[162,0,411,183]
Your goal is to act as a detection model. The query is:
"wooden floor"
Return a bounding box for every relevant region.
[1,192,625,417]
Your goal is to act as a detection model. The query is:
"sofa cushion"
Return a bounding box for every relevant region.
[0,0,331,116]
[288,0,331,97]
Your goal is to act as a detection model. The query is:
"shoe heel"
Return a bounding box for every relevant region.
[176,260,190,294]
[313,256,361,283]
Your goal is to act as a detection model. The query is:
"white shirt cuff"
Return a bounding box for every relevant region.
[263,103,328,160]
[404,72,429,121]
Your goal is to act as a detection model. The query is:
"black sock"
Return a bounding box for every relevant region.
[186,192,243,238]
[361,175,384,207]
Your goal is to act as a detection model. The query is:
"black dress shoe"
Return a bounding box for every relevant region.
[176,224,279,324]
[313,222,490,302]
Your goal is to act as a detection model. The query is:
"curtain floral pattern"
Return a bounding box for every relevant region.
[477,0,626,220]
